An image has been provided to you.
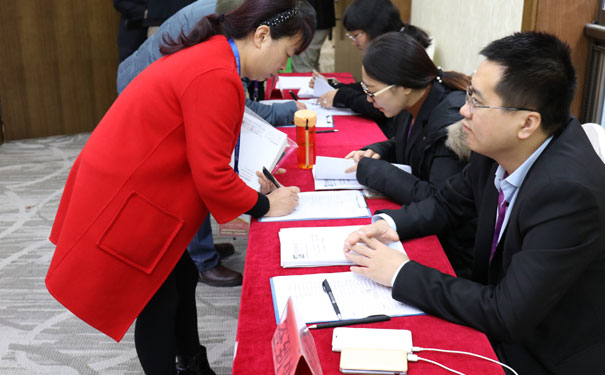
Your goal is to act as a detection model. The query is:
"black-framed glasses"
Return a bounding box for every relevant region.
[346,31,363,42]
[360,81,394,102]
[466,86,535,113]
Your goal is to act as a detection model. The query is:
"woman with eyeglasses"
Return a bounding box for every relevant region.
[311,0,432,137]
[311,0,432,138]
[45,1,313,374]
[345,31,475,279]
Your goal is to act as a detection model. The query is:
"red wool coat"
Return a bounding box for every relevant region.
[46,36,258,341]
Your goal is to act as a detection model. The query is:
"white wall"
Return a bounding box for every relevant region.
[411,0,524,75]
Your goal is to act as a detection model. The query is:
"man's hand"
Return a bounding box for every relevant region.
[265,186,300,217]
[344,231,408,287]
[344,149,381,172]
[344,220,399,251]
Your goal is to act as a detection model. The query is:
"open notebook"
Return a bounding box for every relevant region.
[279,225,405,268]
[230,107,289,192]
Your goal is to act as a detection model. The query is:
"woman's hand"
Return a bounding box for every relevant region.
[343,149,381,172]
[295,101,307,110]
[256,168,286,195]
[265,186,300,217]
[308,70,326,88]
[317,89,337,109]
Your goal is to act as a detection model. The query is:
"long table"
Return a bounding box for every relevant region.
[233,90,503,374]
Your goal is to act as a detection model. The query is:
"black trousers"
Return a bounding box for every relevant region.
[135,251,200,374]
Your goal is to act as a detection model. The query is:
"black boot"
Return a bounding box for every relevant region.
[176,346,217,375]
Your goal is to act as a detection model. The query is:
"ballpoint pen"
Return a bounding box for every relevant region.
[308,314,390,329]
[262,166,281,188]
[316,129,338,133]
[305,119,310,168]
[289,90,299,101]
[322,279,342,320]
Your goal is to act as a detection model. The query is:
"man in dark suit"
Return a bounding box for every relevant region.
[343,32,605,375]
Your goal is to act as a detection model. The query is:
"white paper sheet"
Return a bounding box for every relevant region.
[314,156,357,180]
[270,271,424,324]
[229,108,288,191]
[258,190,370,222]
[313,76,335,97]
[279,225,405,268]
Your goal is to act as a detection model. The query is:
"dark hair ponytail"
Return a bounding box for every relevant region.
[363,32,469,92]
[400,23,432,49]
[160,0,314,55]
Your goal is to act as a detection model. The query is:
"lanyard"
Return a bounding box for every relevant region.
[228,37,242,173]
[227,38,241,75]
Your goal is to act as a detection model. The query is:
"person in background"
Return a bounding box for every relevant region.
[46,1,313,374]
[117,0,308,287]
[145,0,195,36]
[345,32,474,278]
[118,0,305,125]
[344,32,605,375]
[114,0,149,62]
[291,0,335,72]
[311,0,432,138]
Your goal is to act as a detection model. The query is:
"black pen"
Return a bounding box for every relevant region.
[288,90,299,101]
[316,129,339,133]
[322,279,342,320]
[262,166,281,188]
[308,314,391,329]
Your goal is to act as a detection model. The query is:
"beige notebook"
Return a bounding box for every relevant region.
[339,347,407,375]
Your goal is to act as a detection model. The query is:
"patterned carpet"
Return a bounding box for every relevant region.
[0,133,246,374]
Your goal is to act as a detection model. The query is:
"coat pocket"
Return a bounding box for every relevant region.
[97,192,184,274]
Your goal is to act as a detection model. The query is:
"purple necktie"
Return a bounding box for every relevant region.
[489,188,508,262]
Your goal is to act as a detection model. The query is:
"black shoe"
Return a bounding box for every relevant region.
[214,243,235,259]
[176,346,216,375]
[199,265,242,287]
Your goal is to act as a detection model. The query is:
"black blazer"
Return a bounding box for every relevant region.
[382,118,605,374]
[358,83,475,277]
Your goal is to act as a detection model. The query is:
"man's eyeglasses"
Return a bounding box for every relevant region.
[361,81,394,102]
[346,31,363,42]
[466,86,535,113]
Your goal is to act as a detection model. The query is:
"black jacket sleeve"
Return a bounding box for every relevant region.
[333,83,387,122]
[245,193,270,218]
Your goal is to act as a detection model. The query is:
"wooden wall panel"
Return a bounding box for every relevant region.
[0,0,119,141]
[523,0,598,118]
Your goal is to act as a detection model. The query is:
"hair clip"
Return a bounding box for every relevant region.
[436,66,443,84]
[260,9,298,27]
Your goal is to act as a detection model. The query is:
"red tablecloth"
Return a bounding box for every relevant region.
[233,115,503,374]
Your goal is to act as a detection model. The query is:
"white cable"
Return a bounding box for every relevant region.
[412,346,518,375]
[407,353,466,375]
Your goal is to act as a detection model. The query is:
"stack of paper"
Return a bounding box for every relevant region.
[230,108,288,192]
[279,225,405,268]
[313,156,412,190]
[270,271,424,324]
[258,190,370,222]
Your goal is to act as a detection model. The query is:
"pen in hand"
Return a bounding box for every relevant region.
[322,279,342,320]
[262,166,281,189]
[289,90,299,101]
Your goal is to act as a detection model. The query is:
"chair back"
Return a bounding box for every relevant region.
[582,123,605,163]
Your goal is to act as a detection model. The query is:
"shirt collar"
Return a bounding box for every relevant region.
[494,136,553,202]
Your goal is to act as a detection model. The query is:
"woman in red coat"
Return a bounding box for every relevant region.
[45,1,313,374]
